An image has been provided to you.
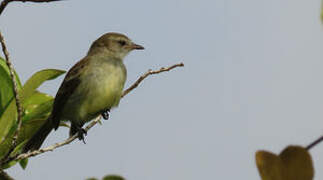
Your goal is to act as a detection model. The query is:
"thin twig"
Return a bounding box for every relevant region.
[0,32,23,158]
[0,0,61,16]
[306,135,323,150]
[122,62,184,97]
[0,169,14,180]
[1,62,184,163]
[16,116,101,160]
[1,116,101,165]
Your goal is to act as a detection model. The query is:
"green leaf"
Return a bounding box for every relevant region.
[18,119,47,144]
[0,118,47,160]
[0,69,65,144]
[102,175,125,180]
[0,140,27,169]
[0,93,52,158]
[19,158,28,170]
[0,57,22,117]
[0,92,53,158]
[10,140,27,157]
[21,69,65,102]
[22,91,53,123]
[23,91,53,108]
[1,159,18,169]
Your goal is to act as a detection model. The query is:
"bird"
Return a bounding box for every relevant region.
[23,32,144,152]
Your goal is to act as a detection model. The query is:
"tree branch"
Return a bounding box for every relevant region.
[122,62,184,97]
[1,62,184,164]
[14,116,101,161]
[0,0,61,16]
[0,32,23,159]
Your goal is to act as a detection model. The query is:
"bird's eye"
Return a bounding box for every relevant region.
[118,40,126,46]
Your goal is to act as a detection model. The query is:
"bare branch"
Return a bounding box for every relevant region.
[15,116,101,161]
[0,32,23,158]
[306,135,323,150]
[122,62,184,97]
[0,0,61,16]
[1,62,184,163]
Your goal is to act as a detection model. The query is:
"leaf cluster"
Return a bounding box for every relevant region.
[0,57,65,169]
[256,146,314,179]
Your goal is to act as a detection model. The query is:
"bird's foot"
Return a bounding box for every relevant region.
[77,127,87,144]
[101,109,110,120]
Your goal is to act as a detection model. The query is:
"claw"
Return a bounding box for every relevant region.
[101,109,110,120]
[77,127,87,144]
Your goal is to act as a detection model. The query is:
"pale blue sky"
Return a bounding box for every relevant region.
[1,0,323,179]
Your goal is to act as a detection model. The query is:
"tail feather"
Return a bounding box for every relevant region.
[23,118,53,153]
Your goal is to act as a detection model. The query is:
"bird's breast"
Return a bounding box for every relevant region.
[78,60,127,120]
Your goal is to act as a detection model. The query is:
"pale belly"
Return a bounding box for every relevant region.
[84,72,125,116]
[61,61,126,124]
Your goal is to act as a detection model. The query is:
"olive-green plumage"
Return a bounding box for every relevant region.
[23,32,144,152]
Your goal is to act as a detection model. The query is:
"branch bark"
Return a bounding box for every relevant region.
[122,62,184,97]
[14,116,102,161]
[0,0,61,16]
[0,32,23,160]
[0,62,184,164]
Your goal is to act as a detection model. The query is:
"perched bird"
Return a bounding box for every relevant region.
[23,32,144,152]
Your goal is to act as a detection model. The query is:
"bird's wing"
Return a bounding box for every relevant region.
[51,57,89,130]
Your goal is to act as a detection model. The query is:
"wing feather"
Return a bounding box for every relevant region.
[51,57,89,129]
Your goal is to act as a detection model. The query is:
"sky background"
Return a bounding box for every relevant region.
[1,0,323,179]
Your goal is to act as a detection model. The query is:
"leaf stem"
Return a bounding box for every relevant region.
[306,135,323,150]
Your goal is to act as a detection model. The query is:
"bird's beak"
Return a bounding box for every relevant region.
[130,43,144,50]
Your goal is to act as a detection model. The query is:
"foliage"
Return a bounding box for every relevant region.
[86,175,125,180]
[0,57,65,169]
[256,146,314,180]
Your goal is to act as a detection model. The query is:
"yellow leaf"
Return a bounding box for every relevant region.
[255,146,314,180]
[256,151,286,180]
[279,146,314,180]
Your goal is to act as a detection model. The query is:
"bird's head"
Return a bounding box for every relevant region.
[88,32,144,59]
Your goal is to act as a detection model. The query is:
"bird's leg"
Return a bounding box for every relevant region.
[101,109,110,120]
[77,127,87,144]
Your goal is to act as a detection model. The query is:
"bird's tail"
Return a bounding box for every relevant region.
[23,117,53,153]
